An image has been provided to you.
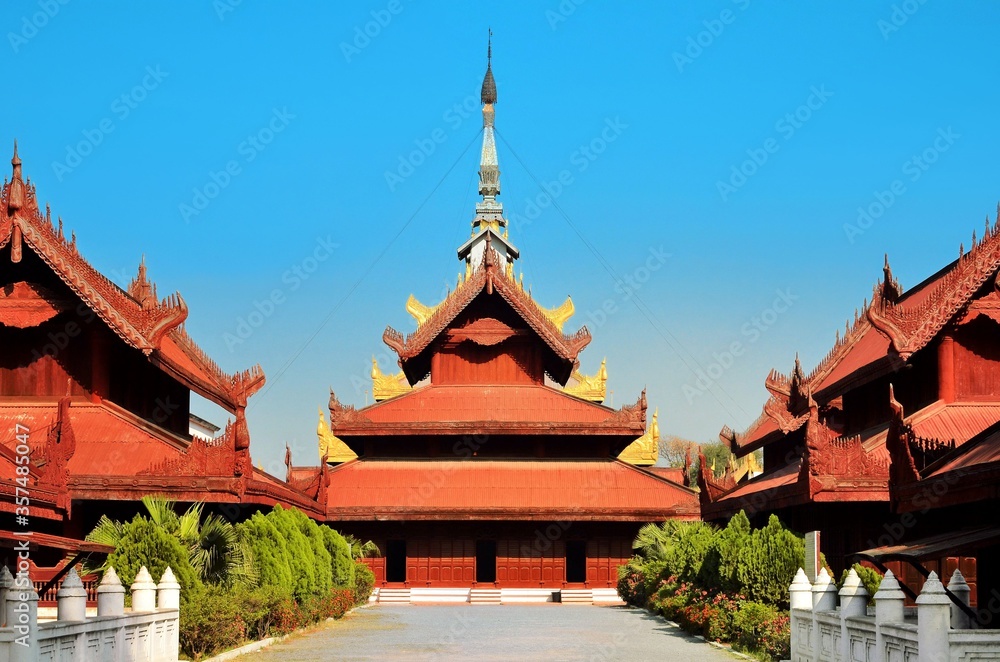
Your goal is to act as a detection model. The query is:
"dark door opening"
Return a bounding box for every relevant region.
[386,540,407,583]
[476,540,497,583]
[566,540,586,583]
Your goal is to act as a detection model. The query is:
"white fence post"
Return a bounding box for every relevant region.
[97,566,125,617]
[6,572,39,662]
[917,572,950,662]
[55,567,87,622]
[156,567,180,610]
[839,568,869,662]
[947,568,971,630]
[873,569,905,662]
[811,568,837,661]
[0,566,13,625]
[130,566,156,612]
[790,567,813,659]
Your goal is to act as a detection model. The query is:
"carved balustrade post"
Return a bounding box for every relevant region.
[96,567,125,617]
[130,566,156,612]
[811,568,837,661]
[55,567,87,622]
[789,568,813,661]
[916,572,951,662]
[873,570,905,662]
[839,569,869,662]
[947,568,971,630]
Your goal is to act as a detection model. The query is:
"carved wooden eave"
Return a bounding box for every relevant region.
[868,213,1000,360]
[0,281,73,327]
[137,411,250,481]
[696,451,736,510]
[1,149,263,413]
[382,246,591,385]
[33,398,77,516]
[618,407,658,466]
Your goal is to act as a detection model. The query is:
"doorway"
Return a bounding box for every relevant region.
[386,540,407,583]
[476,540,497,583]
[566,540,586,583]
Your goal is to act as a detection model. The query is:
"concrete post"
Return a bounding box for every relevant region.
[947,568,971,630]
[811,568,837,661]
[873,570,906,662]
[840,568,869,662]
[130,566,156,613]
[6,572,39,662]
[0,566,14,626]
[97,566,125,617]
[917,572,951,662]
[789,568,813,659]
[156,566,180,610]
[55,567,87,622]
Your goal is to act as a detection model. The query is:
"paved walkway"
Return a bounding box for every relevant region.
[249,604,743,661]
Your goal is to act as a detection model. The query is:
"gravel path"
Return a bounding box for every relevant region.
[248,604,744,661]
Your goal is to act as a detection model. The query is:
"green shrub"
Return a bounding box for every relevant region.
[103,516,201,604]
[322,527,356,589]
[736,514,803,606]
[838,563,883,605]
[179,584,245,660]
[699,510,751,593]
[236,512,293,590]
[352,560,375,604]
[732,601,791,660]
[267,505,320,601]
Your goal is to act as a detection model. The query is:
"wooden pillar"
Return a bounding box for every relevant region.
[938,333,955,403]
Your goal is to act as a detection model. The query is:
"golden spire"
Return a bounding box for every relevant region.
[618,407,659,466]
[317,407,358,464]
[564,358,608,402]
[371,356,411,401]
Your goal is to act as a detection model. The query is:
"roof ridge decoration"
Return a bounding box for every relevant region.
[383,244,591,369]
[317,406,358,464]
[2,144,263,412]
[564,357,607,402]
[696,449,736,510]
[869,210,1000,360]
[34,397,76,516]
[618,406,659,465]
[138,408,250,480]
[371,356,411,401]
[885,385,920,506]
[797,390,887,496]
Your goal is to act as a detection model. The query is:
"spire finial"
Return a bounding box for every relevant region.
[8,140,24,212]
[481,31,497,105]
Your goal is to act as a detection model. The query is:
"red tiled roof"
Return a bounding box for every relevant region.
[928,428,1000,477]
[813,325,891,393]
[715,458,801,503]
[333,384,645,437]
[0,400,187,475]
[862,401,1000,462]
[325,459,699,521]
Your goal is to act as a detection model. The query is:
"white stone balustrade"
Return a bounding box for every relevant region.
[789,566,1000,662]
[0,565,181,662]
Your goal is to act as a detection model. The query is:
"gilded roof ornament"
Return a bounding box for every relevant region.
[371,356,411,401]
[564,357,607,402]
[317,407,358,464]
[540,296,575,331]
[406,293,443,327]
[618,407,659,466]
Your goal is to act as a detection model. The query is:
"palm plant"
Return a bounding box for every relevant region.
[343,534,380,560]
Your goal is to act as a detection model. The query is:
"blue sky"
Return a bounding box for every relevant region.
[4,1,999,473]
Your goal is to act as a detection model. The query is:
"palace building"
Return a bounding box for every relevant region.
[0,142,323,580]
[703,224,1000,606]
[311,47,699,603]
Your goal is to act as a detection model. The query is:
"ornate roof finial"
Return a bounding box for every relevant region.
[481,29,496,105]
[8,141,24,212]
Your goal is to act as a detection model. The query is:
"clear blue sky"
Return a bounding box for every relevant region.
[4,1,999,473]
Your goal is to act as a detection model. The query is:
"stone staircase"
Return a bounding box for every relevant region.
[559,589,593,604]
[377,588,412,604]
[469,588,502,604]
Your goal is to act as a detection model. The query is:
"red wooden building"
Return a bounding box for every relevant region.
[315,51,698,602]
[0,142,323,568]
[703,222,1000,606]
